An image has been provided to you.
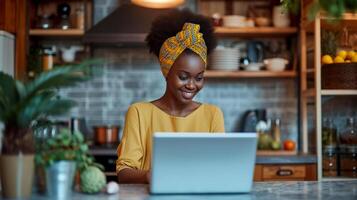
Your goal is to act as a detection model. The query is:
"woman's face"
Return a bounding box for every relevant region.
[166,52,205,105]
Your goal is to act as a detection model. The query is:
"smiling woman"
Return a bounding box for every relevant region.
[116,9,224,184]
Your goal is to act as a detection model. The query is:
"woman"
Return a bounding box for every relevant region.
[116,9,225,183]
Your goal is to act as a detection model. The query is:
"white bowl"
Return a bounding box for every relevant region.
[222,15,246,28]
[264,58,288,71]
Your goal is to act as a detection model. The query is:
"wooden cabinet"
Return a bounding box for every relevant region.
[254,164,317,181]
[0,0,16,33]
[300,0,357,180]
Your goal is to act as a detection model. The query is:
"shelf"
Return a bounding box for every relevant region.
[321,89,357,96]
[29,29,84,36]
[303,13,357,32]
[214,27,298,37]
[204,70,296,78]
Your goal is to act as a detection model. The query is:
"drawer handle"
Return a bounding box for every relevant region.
[276,169,293,176]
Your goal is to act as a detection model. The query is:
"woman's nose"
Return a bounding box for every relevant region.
[185,79,195,90]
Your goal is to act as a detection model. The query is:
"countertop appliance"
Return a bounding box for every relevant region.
[0,30,15,77]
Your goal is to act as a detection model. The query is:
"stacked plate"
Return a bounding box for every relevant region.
[208,47,240,70]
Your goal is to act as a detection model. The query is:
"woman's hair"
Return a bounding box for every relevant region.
[146,9,217,58]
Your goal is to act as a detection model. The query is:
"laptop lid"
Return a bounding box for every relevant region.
[150,132,257,194]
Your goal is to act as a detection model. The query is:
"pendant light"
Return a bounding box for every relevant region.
[131,0,185,9]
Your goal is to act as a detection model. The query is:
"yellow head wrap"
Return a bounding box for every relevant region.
[159,23,207,77]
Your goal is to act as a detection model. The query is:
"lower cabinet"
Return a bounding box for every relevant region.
[254,164,317,181]
[92,154,317,182]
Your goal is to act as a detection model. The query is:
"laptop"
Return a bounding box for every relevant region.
[150,132,257,194]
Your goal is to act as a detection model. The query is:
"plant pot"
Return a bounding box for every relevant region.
[0,154,35,198]
[46,161,76,199]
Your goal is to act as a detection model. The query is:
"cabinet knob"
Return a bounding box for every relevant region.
[276,169,293,176]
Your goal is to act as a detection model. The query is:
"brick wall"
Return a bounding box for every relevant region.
[59,0,299,143]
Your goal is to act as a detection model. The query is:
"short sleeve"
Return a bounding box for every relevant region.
[212,107,225,132]
[116,105,144,173]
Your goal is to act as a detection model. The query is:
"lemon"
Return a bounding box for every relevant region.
[337,50,347,60]
[352,55,357,62]
[322,55,333,64]
[346,51,355,60]
[334,56,344,63]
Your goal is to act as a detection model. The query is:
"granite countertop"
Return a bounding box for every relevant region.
[24,181,357,200]
[89,145,317,164]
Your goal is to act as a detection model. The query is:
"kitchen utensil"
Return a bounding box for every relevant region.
[69,117,87,134]
[255,17,270,27]
[241,62,263,71]
[60,46,83,63]
[94,125,120,145]
[247,41,264,63]
[240,109,266,132]
[264,58,288,71]
[57,3,71,29]
[222,15,246,28]
[208,47,240,70]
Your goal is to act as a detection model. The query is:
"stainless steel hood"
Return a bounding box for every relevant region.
[83,4,174,44]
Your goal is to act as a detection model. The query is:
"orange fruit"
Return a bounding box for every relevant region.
[337,50,347,60]
[322,55,333,64]
[352,55,357,62]
[346,51,355,60]
[334,56,344,63]
[283,140,296,151]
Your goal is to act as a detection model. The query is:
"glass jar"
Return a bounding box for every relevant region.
[340,118,357,145]
[322,118,337,147]
[42,48,54,71]
[339,117,357,177]
[323,145,338,177]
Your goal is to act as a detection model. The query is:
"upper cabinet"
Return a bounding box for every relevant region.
[27,0,93,78]
[29,0,93,37]
[197,0,299,78]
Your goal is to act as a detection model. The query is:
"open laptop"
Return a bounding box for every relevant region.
[150,132,257,194]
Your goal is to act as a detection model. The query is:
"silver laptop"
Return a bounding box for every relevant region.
[150,132,257,194]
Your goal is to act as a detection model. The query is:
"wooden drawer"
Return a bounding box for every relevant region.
[254,164,317,181]
[262,165,306,180]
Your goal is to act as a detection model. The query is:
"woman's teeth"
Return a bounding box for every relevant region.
[182,91,194,99]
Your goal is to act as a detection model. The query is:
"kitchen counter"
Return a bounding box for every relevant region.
[20,180,357,200]
[89,145,317,164]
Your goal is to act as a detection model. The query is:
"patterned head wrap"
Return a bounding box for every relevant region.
[159,23,207,77]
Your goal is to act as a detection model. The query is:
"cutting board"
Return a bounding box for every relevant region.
[256,150,298,156]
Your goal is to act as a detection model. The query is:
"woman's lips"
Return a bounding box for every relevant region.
[181,91,195,99]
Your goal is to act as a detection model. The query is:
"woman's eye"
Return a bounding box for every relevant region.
[195,76,203,81]
[179,75,188,80]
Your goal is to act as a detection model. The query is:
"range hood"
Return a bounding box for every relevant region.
[83,4,174,44]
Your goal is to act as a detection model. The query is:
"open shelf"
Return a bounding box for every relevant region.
[321,89,357,96]
[29,29,84,36]
[204,70,297,78]
[303,13,357,32]
[214,27,298,37]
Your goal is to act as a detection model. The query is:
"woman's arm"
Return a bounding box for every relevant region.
[117,168,150,183]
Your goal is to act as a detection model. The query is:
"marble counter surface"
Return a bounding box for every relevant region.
[21,180,357,200]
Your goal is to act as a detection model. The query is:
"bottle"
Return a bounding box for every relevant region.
[272,118,281,143]
[340,118,357,145]
[322,118,337,147]
[42,48,54,71]
[75,7,84,30]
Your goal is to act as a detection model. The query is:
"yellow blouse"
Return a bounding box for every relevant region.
[116,102,225,173]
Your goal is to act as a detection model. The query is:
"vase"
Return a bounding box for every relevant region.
[0,154,35,198]
[46,161,76,199]
[0,127,35,198]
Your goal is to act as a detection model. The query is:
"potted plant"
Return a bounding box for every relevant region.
[0,61,96,198]
[35,128,106,198]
